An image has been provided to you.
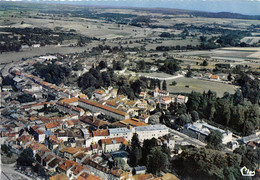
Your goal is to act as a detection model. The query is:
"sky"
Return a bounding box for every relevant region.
[1,0,260,15]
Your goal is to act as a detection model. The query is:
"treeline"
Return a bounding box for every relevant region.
[156,31,252,51]
[33,62,71,85]
[0,27,93,52]
[186,90,260,136]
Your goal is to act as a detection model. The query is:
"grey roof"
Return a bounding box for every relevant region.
[135,124,168,132]
[109,128,132,134]
[134,166,146,171]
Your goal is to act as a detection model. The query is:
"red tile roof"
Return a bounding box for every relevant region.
[100,137,128,146]
[45,121,60,129]
[80,116,108,128]
[58,160,77,171]
[79,99,128,116]
[60,97,79,104]
[77,172,102,180]
[92,129,109,137]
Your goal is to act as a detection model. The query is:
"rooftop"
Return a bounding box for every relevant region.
[135,124,168,132]
[79,99,128,117]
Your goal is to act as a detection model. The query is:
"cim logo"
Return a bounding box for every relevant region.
[240,166,255,177]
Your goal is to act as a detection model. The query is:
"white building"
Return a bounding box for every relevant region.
[183,120,233,144]
[99,137,128,153]
[109,128,133,142]
[154,88,169,97]
[134,124,169,142]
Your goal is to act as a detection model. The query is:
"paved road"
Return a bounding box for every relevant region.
[1,165,32,180]
[169,129,206,148]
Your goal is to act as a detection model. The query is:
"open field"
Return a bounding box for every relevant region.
[0,45,97,64]
[167,77,238,97]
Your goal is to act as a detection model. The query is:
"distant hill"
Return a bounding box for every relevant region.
[133,8,260,20]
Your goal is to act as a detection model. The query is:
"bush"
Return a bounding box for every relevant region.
[171,81,177,86]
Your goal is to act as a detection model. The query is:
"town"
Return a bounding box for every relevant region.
[1,1,260,180]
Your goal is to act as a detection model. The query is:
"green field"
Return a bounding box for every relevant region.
[167,77,237,97]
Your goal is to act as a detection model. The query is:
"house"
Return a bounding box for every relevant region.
[91,143,103,155]
[133,166,146,175]
[136,100,148,109]
[30,125,46,143]
[45,121,61,132]
[204,73,212,78]
[42,154,56,166]
[77,172,102,180]
[82,158,111,180]
[16,135,33,146]
[48,157,63,172]
[139,114,150,124]
[57,160,77,175]
[69,163,88,180]
[174,95,188,104]
[161,96,172,109]
[99,137,128,153]
[80,116,108,129]
[74,152,88,163]
[154,88,169,97]
[132,173,154,180]
[49,173,69,180]
[92,129,110,142]
[93,89,106,99]
[210,75,220,81]
[60,147,81,160]
[139,92,147,99]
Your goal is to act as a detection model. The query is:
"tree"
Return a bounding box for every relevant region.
[146,146,169,176]
[173,147,242,180]
[99,60,107,69]
[171,81,177,86]
[114,158,126,169]
[162,80,167,91]
[227,73,232,81]
[186,70,193,78]
[129,134,142,167]
[17,148,35,166]
[205,130,223,150]
[201,60,208,66]
[141,138,158,165]
[1,144,9,154]
[191,111,199,122]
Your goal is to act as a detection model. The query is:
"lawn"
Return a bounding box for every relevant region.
[167,77,237,97]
